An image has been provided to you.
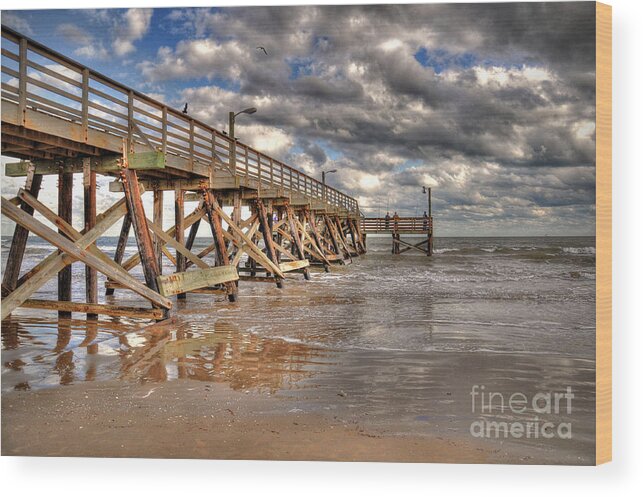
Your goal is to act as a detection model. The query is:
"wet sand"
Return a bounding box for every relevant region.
[3,377,526,463]
[1,236,596,464]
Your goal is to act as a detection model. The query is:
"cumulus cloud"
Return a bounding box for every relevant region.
[112,8,153,56]
[2,12,33,35]
[139,3,595,235]
[2,4,597,235]
[50,9,153,60]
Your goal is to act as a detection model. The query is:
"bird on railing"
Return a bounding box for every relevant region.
[256,46,268,56]
[182,103,189,114]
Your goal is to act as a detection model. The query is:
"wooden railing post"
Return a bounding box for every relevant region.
[189,119,195,170]
[81,68,89,142]
[18,37,27,126]
[161,106,168,155]
[127,90,134,152]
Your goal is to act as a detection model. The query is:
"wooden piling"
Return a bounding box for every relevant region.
[285,203,310,280]
[322,214,342,258]
[256,199,283,288]
[174,183,186,300]
[2,165,42,295]
[83,158,97,317]
[105,213,131,296]
[305,210,331,271]
[153,188,164,272]
[58,169,73,317]
[202,189,238,302]
[120,168,161,296]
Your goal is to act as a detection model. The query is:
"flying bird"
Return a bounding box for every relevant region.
[182,103,188,114]
[256,46,268,56]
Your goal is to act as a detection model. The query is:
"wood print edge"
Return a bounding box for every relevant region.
[595,0,612,465]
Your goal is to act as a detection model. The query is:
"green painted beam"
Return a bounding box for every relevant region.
[4,151,165,177]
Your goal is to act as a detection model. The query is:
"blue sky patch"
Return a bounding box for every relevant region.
[414,48,477,74]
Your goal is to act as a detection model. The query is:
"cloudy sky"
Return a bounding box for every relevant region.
[1,2,596,236]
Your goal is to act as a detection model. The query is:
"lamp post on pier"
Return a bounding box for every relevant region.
[321,169,337,203]
[423,186,433,256]
[228,107,257,174]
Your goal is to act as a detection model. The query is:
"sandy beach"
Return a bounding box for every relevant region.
[2,236,596,464]
[2,377,512,463]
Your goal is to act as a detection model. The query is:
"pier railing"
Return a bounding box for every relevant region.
[0,25,359,215]
[361,217,433,233]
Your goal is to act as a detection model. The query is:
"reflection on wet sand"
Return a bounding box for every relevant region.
[123,320,330,392]
[1,314,328,394]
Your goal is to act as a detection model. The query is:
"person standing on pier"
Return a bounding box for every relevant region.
[385,211,391,230]
[393,212,400,231]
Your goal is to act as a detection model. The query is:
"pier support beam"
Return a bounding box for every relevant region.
[83,158,98,317]
[153,188,164,272]
[305,209,331,271]
[58,169,73,317]
[285,203,310,280]
[203,189,238,302]
[174,183,186,300]
[120,168,162,298]
[322,214,342,259]
[256,199,283,288]
[2,164,42,295]
[105,213,131,296]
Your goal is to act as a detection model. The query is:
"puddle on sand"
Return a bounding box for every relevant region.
[1,313,331,393]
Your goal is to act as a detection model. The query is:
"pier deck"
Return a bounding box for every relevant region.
[360,217,434,255]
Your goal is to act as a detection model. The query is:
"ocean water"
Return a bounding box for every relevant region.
[1,235,596,463]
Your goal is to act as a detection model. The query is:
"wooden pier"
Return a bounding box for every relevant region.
[0,25,367,323]
[360,216,434,255]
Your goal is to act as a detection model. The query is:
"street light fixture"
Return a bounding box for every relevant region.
[321,169,337,202]
[227,107,257,174]
[321,169,337,185]
[422,185,432,219]
[228,107,257,140]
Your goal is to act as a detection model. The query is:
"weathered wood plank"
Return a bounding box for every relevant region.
[19,299,164,320]
[279,260,310,272]
[156,266,239,298]
[106,281,226,295]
